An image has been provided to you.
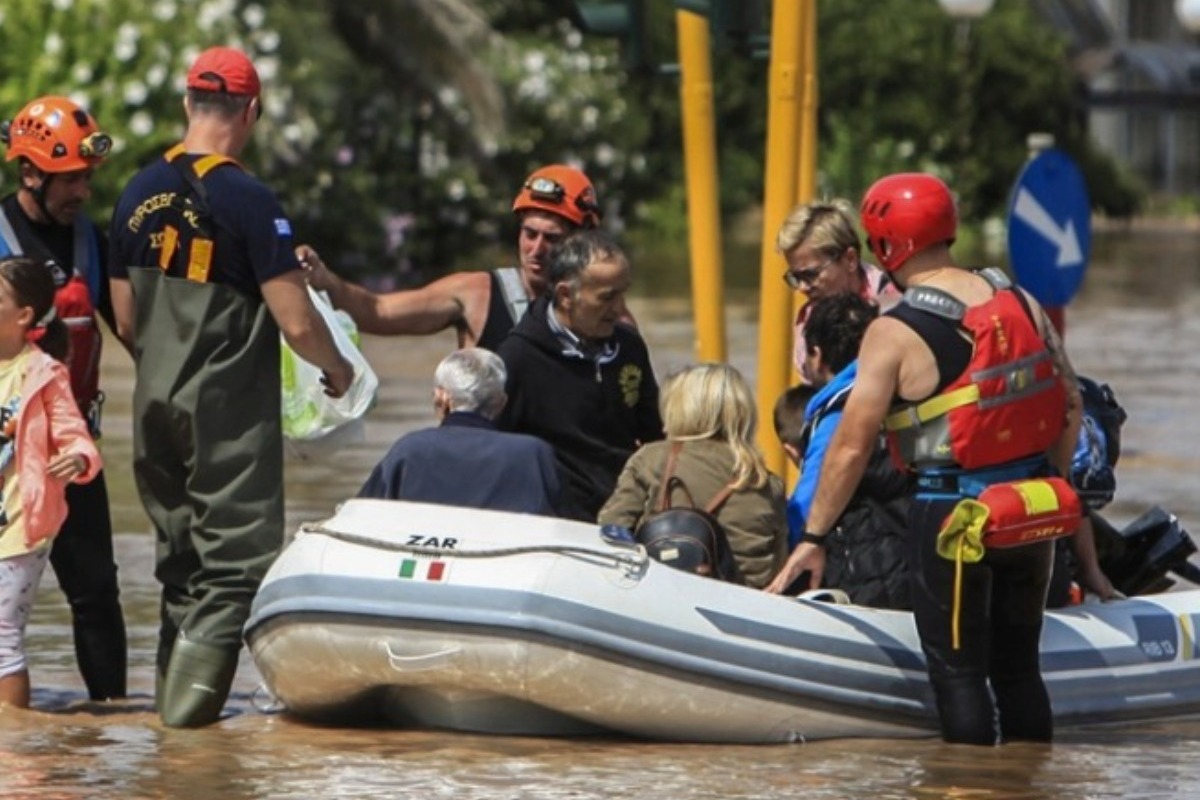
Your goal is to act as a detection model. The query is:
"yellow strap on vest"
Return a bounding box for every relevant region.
[158,225,178,271]
[187,238,214,283]
[885,384,980,431]
[193,153,236,177]
[164,144,239,175]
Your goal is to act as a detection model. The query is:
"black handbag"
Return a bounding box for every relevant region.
[634,442,744,585]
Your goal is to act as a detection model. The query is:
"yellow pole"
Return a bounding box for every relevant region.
[796,0,819,204]
[755,0,808,473]
[677,8,726,363]
[785,0,820,489]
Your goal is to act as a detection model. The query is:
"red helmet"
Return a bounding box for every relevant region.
[860,173,957,272]
[2,96,111,174]
[512,164,600,228]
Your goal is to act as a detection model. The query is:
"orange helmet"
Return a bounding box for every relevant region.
[860,173,957,272]
[2,96,112,174]
[512,164,600,228]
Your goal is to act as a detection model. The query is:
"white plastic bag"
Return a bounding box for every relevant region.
[280,287,379,444]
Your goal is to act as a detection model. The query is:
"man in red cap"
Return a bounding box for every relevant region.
[298,163,624,351]
[109,45,353,727]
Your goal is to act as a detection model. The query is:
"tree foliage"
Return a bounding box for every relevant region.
[0,0,1141,289]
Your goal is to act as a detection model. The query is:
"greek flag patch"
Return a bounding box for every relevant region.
[274,218,293,237]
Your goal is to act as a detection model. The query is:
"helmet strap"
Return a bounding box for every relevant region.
[20,163,54,223]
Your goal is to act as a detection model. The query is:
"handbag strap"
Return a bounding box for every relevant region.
[703,483,738,515]
[655,440,739,515]
[655,442,685,512]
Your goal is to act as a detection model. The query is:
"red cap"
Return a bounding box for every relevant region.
[186,47,261,97]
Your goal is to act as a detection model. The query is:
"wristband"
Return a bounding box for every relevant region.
[803,532,828,549]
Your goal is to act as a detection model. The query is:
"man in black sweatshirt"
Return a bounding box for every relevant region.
[497,230,663,521]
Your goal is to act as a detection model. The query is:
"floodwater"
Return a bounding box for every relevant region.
[4,223,1200,799]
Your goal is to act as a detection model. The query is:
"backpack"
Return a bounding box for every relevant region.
[634,443,744,584]
[1071,375,1126,509]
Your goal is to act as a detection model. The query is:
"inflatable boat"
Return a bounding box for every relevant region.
[244,499,1200,743]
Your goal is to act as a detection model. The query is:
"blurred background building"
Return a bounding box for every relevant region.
[1038,0,1200,193]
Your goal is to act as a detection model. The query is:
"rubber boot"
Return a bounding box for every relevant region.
[155,607,181,710]
[158,636,239,728]
[74,619,128,700]
[155,635,172,711]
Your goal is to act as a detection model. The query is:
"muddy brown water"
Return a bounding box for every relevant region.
[4,226,1200,799]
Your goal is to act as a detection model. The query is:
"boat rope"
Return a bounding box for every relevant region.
[300,522,650,573]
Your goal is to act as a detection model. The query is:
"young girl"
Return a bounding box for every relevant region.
[0,256,101,709]
[599,363,787,588]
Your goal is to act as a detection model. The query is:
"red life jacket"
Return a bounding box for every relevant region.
[56,273,102,406]
[885,275,1067,471]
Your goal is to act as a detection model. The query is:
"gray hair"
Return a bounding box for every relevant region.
[547,229,627,302]
[434,348,507,418]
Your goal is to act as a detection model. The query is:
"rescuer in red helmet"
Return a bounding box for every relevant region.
[0,95,127,702]
[766,173,1084,747]
[297,163,636,351]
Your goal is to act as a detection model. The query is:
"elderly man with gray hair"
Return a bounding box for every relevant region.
[358,348,563,515]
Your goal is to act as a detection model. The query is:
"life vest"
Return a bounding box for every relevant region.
[884,268,1067,471]
[0,205,104,411]
[156,144,241,283]
[494,267,531,327]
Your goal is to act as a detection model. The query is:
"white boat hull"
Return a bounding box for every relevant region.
[245,500,1200,743]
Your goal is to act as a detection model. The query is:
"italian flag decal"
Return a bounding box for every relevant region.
[398,558,446,581]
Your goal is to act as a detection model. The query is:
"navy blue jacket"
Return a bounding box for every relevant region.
[358,412,563,516]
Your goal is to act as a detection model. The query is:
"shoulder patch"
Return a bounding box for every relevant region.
[619,364,642,407]
[978,266,1012,290]
[902,286,966,321]
[274,218,293,237]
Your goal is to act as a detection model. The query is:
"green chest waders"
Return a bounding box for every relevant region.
[129,267,282,727]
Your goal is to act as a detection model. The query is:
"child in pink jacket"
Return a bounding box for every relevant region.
[0,257,101,709]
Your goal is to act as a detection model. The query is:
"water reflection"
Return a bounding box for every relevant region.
[5,226,1200,798]
[4,709,1200,799]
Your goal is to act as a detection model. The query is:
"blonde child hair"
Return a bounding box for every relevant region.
[660,363,771,491]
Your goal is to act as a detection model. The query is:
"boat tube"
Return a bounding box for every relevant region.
[245,499,1200,743]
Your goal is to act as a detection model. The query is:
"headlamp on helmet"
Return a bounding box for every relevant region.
[512,165,601,229]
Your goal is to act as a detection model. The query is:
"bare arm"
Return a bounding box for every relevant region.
[297,245,484,341]
[764,318,904,593]
[261,270,353,397]
[109,277,136,352]
[1071,514,1116,600]
[1022,289,1083,475]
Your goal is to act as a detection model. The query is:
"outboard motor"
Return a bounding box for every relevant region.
[1096,507,1200,596]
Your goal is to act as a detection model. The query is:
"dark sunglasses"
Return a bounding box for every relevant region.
[783,252,840,290]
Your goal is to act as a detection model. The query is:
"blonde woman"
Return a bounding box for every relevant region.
[598,363,787,588]
[776,199,900,380]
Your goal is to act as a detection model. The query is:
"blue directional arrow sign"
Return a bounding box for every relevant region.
[1006,148,1091,307]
